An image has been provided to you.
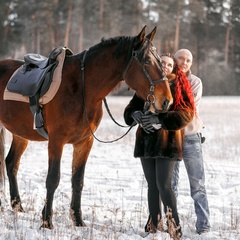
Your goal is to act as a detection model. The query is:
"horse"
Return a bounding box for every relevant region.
[0,26,173,229]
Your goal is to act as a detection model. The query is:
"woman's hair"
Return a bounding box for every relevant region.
[160,53,175,62]
[172,66,195,113]
[160,53,174,58]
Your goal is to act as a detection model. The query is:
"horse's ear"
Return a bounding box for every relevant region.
[137,25,147,42]
[146,26,157,41]
[133,25,147,50]
[167,73,176,82]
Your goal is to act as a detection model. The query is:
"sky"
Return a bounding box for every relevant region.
[0,96,240,240]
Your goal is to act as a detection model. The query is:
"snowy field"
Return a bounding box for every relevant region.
[0,96,240,240]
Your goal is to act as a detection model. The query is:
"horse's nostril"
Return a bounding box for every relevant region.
[162,99,170,110]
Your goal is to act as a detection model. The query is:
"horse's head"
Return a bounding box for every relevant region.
[124,26,173,113]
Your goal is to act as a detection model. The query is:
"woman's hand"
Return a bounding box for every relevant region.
[131,111,144,124]
[141,114,160,133]
[132,111,156,134]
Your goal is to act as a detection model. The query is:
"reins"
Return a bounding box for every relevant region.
[81,50,133,144]
[103,98,129,128]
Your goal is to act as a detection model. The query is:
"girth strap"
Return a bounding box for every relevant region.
[29,94,48,139]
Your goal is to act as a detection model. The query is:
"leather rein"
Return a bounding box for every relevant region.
[81,41,167,143]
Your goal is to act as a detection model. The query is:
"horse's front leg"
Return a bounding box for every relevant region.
[41,140,64,229]
[71,137,94,226]
[6,135,28,212]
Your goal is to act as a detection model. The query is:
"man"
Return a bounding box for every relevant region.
[172,49,211,234]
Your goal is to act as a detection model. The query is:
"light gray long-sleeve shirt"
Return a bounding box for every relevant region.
[184,73,204,135]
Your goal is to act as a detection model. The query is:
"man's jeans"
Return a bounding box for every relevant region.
[172,133,211,232]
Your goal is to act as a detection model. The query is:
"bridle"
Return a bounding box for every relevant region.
[122,40,168,112]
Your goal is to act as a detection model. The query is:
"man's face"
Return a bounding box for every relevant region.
[175,50,193,73]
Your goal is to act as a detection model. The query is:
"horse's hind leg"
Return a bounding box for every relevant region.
[6,134,28,212]
[70,137,94,226]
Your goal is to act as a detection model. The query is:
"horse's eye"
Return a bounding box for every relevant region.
[145,59,151,65]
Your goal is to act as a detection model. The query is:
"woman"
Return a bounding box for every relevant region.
[124,53,195,238]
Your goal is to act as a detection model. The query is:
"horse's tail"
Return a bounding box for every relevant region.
[0,124,5,190]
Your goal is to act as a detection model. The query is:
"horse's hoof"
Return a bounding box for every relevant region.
[41,220,54,229]
[76,221,86,227]
[70,209,86,227]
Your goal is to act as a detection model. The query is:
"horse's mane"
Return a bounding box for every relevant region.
[87,35,152,95]
[88,36,133,61]
[172,66,195,113]
[89,35,150,64]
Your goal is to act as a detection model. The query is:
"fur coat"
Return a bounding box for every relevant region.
[124,82,194,161]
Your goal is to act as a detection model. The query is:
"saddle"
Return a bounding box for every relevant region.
[7,46,66,139]
[7,47,63,97]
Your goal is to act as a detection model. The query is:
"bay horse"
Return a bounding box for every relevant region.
[0,26,173,229]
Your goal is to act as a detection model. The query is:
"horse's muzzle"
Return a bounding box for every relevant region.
[162,99,170,110]
[149,98,172,113]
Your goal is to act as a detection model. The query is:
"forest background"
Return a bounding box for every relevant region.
[0,0,239,96]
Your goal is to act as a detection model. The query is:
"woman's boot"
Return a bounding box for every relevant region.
[145,215,157,233]
[166,207,182,239]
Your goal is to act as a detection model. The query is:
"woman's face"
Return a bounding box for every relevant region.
[161,56,174,75]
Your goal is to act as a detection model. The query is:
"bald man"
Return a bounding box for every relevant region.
[172,49,211,235]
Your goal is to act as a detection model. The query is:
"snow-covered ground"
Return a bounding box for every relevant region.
[0,96,240,240]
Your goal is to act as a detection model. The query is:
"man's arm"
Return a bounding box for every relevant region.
[190,74,202,110]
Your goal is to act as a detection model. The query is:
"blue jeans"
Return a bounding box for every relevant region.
[172,133,210,232]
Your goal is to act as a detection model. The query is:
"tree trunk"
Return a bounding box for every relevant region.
[64,0,73,47]
[174,0,182,52]
[77,0,84,52]
[99,0,103,31]
[225,25,231,67]
[47,1,56,50]
[37,26,40,53]
[3,3,11,44]
[49,23,55,50]
[31,15,36,52]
